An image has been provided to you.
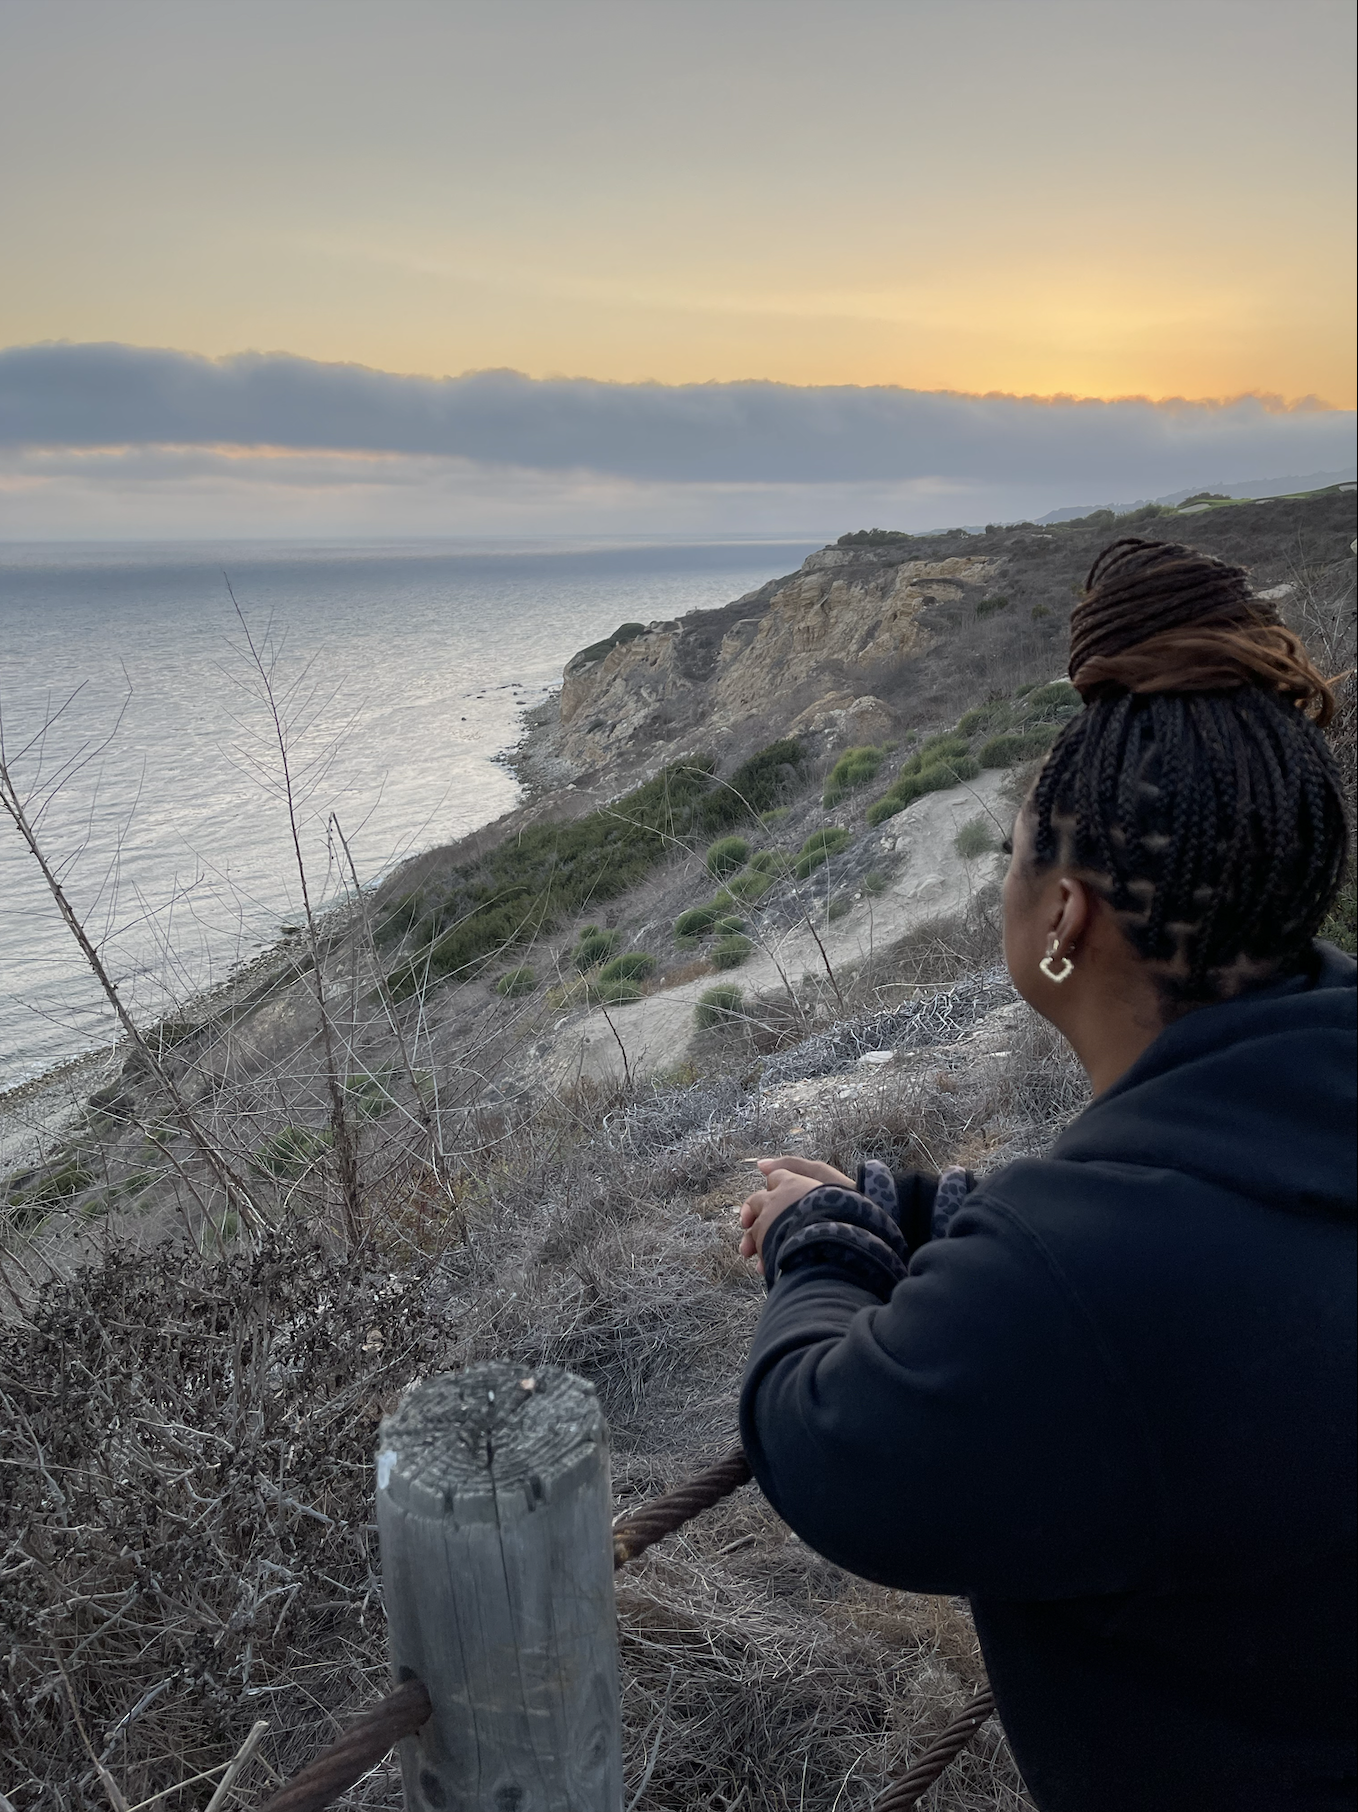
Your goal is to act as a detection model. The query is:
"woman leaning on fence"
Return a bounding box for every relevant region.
[738,538,1356,1812]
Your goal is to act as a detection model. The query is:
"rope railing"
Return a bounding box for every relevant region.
[257,1443,995,1812]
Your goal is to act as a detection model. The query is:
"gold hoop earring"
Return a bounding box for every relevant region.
[1040,940,1074,984]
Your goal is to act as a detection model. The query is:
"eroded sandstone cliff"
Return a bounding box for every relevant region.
[546,544,999,783]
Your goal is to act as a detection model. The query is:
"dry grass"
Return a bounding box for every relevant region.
[0,977,1064,1810]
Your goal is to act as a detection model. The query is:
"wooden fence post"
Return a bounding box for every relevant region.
[376,1361,623,1811]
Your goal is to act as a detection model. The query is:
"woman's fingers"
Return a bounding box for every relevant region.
[737,1168,825,1265]
[739,1156,860,1272]
[755,1155,854,1188]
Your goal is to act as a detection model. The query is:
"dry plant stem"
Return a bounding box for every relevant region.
[1284,534,1357,679]
[331,813,438,1146]
[0,753,267,1239]
[202,1718,270,1812]
[599,1002,633,1089]
[226,584,364,1250]
[57,1657,130,1812]
[119,1095,219,1249]
[800,907,845,1011]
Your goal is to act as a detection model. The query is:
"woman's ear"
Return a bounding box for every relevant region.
[1052,876,1093,952]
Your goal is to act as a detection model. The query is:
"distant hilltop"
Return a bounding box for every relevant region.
[1034,468,1356,526]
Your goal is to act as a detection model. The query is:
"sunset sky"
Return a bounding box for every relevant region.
[1,0,1354,536]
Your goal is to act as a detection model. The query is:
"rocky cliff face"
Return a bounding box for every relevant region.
[545,545,998,783]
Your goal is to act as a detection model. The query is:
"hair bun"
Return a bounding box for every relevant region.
[1069,537,1336,725]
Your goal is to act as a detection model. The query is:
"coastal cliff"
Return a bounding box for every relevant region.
[546,549,997,779]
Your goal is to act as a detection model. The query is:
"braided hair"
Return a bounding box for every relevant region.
[1029,537,1348,1008]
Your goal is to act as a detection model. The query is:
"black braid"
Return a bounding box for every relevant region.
[1189,697,1246,969]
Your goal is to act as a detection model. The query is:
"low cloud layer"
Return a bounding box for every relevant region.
[3,343,1354,496]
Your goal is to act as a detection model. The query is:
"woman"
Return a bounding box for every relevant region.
[737,538,1356,1811]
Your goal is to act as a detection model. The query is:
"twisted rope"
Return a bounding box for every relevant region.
[256,1678,432,1812]
[252,1444,994,1812]
[870,1686,997,1811]
[612,1443,753,1566]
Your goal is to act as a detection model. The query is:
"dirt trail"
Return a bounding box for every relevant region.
[556,768,1012,1084]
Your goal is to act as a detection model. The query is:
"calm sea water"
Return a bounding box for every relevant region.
[0,537,818,1093]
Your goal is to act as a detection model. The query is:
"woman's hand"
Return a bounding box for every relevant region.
[738,1155,854,1270]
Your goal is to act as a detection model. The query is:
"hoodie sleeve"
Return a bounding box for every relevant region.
[739,1184,1163,1600]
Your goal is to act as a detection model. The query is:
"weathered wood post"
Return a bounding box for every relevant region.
[376,1361,623,1812]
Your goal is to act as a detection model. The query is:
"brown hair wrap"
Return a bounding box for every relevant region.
[1068,537,1336,725]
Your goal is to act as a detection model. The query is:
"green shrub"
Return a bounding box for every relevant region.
[573,925,620,970]
[956,702,1011,738]
[866,755,981,825]
[675,903,723,939]
[862,869,889,896]
[822,745,885,807]
[919,734,973,768]
[700,738,807,830]
[1018,720,1066,755]
[749,848,788,874]
[711,933,754,970]
[1014,680,1080,724]
[759,807,790,826]
[977,732,1024,768]
[954,816,997,859]
[725,867,774,902]
[713,915,745,934]
[975,595,1010,618]
[344,1065,399,1117]
[593,975,644,1006]
[3,1154,95,1224]
[252,1125,331,1181]
[706,835,750,878]
[827,896,851,921]
[892,735,971,786]
[695,983,745,1028]
[598,952,656,984]
[837,528,914,546]
[794,827,854,878]
[979,726,1060,768]
[495,965,537,998]
[569,621,647,668]
[374,890,423,947]
[1032,604,1051,620]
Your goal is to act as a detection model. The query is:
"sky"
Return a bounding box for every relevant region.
[1,0,1354,538]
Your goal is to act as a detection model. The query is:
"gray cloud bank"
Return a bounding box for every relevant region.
[3,343,1354,494]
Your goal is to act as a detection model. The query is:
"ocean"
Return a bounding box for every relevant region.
[0,537,819,1096]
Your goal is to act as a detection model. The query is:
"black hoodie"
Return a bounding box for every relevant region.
[739,943,1357,1811]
